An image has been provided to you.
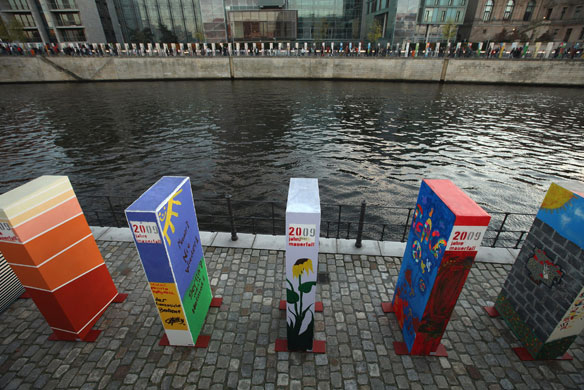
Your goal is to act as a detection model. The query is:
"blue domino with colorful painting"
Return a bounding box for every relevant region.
[125,176,212,347]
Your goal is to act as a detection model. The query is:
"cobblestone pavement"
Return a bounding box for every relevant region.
[1,241,583,390]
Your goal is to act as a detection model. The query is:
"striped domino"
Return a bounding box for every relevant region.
[0,176,120,340]
[0,253,25,313]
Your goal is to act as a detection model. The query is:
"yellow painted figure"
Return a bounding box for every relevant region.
[158,189,182,246]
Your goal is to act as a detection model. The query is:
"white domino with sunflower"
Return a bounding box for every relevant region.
[284,178,320,351]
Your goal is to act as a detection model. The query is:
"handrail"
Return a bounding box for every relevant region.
[79,193,536,249]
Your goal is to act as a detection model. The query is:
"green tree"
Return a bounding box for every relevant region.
[0,17,27,42]
[316,18,329,40]
[367,19,383,44]
[536,30,554,42]
[442,21,457,44]
[0,18,9,41]
[129,27,154,43]
[158,24,178,43]
[493,28,508,42]
[193,31,204,42]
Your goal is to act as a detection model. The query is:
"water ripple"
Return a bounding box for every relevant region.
[0,80,583,215]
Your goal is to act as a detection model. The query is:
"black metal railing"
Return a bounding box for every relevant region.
[78,192,536,249]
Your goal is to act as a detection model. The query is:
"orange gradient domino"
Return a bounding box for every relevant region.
[7,189,75,227]
[0,176,121,341]
[8,235,103,291]
[11,197,83,243]
[0,214,92,266]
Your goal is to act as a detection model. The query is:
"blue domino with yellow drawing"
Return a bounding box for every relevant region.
[125,176,212,346]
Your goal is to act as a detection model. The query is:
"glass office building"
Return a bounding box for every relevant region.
[110,0,459,44]
[113,0,204,42]
[288,0,363,41]
[393,0,419,43]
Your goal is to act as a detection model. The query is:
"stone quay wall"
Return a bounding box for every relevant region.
[0,56,583,86]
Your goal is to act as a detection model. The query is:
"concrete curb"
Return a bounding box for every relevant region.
[91,226,518,264]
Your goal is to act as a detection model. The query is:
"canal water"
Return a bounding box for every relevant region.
[0,80,583,235]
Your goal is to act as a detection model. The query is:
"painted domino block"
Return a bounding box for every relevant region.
[392,179,491,355]
[0,176,120,340]
[126,176,212,346]
[495,181,584,359]
[284,178,321,351]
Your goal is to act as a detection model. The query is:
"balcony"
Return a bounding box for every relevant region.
[49,0,78,11]
[56,21,83,28]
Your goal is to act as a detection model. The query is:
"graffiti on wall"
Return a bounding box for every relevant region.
[526,248,563,288]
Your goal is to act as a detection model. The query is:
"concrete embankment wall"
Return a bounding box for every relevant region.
[0,56,583,86]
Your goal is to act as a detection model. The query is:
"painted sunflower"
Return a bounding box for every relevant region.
[292,258,313,279]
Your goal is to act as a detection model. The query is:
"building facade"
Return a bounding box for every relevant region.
[460,0,584,42]
[416,0,468,41]
[363,0,398,44]
[0,0,122,43]
[112,0,205,43]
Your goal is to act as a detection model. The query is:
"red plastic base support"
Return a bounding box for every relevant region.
[484,306,500,317]
[512,347,573,361]
[279,300,323,312]
[195,335,211,348]
[210,297,223,308]
[18,291,31,299]
[381,302,394,313]
[112,293,128,303]
[275,338,326,354]
[393,341,448,357]
[48,329,101,342]
[159,333,211,348]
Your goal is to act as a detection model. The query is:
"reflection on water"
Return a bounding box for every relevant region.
[0,80,583,215]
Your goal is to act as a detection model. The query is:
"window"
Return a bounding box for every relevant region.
[523,1,535,21]
[441,10,446,22]
[424,9,431,22]
[579,27,584,40]
[460,0,466,5]
[61,29,86,42]
[455,10,461,22]
[435,0,440,5]
[448,0,453,6]
[560,7,567,20]
[575,6,582,18]
[8,0,29,10]
[13,13,35,27]
[545,8,552,20]
[483,0,494,22]
[563,28,572,42]
[503,0,514,20]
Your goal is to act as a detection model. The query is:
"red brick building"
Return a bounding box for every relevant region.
[459,0,584,42]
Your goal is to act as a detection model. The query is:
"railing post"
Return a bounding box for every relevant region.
[492,212,509,248]
[95,211,103,227]
[402,208,413,242]
[271,202,276,235]
[106,196,119,227]
[355,200,366,248]
[380,224,386,241]
[336,205,342,239]
[346,222,351,239]
[514,231,526,249]
[225,194,238,241]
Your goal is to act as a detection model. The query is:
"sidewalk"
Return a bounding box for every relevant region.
[91,227,520,265]
[0,231,582,390]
